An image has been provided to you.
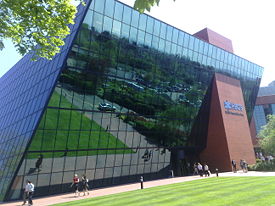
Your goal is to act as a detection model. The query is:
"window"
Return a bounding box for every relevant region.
[131,10,139,28]
[153,20,160,36]
[104,0,114,17]
[121,24,130,38]
[160,23,166,39]
[93,12,103,32]
[138,14,147,31]
[94,0,105,14]
[114,2,123,21]
[172,29,179,43]
[166,25,172,41]
[112,20,121,37]
[83,10,93,29]
[103,16,112,33]
[146,17,154,34]
[122,6,131,25]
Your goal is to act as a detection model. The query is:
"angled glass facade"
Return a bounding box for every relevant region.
[0,0,263,201]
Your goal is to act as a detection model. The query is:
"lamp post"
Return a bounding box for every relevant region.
[215,168,219,177]
[140,176,144,189]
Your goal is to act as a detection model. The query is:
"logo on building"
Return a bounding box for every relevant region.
[224,100,244,116]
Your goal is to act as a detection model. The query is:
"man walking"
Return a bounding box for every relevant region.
[231,159,237,173]
[204,163,210,177]
[22,181,29,205]
[197,163,203,177]
[25,180,34,206]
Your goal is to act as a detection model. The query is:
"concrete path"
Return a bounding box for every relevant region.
[2,171,275,206]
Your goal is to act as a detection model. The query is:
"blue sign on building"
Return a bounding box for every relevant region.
[224,100,243,111]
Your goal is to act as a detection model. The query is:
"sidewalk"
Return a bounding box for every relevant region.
[1,171,275,206]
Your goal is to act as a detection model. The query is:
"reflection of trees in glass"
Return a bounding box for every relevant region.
[124,104,197,147]
[156,104,197,147]
[101,79,173,115]
[63,23,259,148]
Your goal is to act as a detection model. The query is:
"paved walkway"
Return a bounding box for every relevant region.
[2,171,275,206]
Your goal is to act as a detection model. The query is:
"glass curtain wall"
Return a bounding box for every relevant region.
[8,0,263,200]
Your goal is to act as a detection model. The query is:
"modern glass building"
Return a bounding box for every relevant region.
[0,0,263,201]
[250,83,275,142]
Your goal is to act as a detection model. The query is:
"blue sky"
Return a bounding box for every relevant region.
[0,39,22,77]
[1,0,274,86]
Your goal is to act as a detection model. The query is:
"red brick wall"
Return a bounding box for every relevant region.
[200,73,256,172]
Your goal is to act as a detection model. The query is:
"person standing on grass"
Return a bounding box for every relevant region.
[81,175,90,196]
[72,174,80,197]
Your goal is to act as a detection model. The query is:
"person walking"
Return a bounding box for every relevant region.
[25,180,34,206]
[81,175,90,196]
[22,180,29,205]
[72,174,80,197]
[193,163,199,175]
[197,163,203,177]
[204,164,210,177]
[240,159,244,172]
[231,159,237,173]
[243,160,248,173]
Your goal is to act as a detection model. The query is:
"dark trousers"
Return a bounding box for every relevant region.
[28,192,33,205]
[205,170,210,176]
[22,191,28,204]
[199,170,203,176]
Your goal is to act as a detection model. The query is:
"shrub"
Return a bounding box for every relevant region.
[249,160,275,171]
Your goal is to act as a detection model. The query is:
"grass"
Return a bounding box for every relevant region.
[53,177,275,206]
[28,92,133,158]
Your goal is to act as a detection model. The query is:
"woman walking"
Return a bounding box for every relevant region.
[72,174,80,197]
[81,175,90,196]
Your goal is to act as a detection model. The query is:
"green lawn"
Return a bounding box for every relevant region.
[28,91,133,158]
[53,177,275,206]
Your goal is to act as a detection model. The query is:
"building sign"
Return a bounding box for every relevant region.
[224,100,244,116]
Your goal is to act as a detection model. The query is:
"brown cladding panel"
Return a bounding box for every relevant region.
[255,95,275,105]
[193,28,234,53]
[249,116,258,146]
[200,73,256,172]
[200,77,231,171]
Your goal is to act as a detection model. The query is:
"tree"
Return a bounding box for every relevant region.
[134,0,175,13]
[0,0,78,59]
[0,0,169,60]
[259,115,275,155]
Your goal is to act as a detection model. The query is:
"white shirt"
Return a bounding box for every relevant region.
[25,183,34,192]
[197,164,203,170]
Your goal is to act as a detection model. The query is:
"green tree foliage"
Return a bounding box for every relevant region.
[0,0,78,59]
[259,115,275,155]
[0,0,173,59]
[134,0,175,13]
